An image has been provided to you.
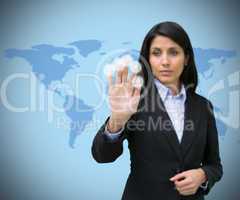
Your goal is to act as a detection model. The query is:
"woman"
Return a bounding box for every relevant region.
[91,21,223,200]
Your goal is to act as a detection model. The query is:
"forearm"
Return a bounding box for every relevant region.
[201,101,223,194]
[91,117,126,163]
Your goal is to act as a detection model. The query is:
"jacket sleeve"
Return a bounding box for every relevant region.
[91,116,130,163]
[201,101,223,195]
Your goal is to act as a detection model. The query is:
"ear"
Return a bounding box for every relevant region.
[184,54,189,66]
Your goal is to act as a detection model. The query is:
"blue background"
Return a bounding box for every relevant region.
[0,0,240,199]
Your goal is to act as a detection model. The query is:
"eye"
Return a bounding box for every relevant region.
[169,50,178,56]
[152,50,161,56]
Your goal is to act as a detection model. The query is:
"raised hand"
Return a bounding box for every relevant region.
[107,66,142,132]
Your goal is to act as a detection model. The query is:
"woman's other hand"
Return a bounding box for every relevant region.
[170,168,207,196]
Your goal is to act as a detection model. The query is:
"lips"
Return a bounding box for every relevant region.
[159,70,173,76]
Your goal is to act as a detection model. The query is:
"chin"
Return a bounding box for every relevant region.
[158,77,174,85]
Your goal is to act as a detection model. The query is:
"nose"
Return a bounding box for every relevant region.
[161,53,170,66]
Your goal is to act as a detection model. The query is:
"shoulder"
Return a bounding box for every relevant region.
[189,92,214,115]
[189,92,212,106]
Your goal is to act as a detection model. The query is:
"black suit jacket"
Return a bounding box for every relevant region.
[91,81,223,200]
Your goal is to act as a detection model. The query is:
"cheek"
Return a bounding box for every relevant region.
[172,59,184,74]
[149,56,161,67]
[175,65,184,74]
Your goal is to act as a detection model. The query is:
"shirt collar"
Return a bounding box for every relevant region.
[153,78,186,103]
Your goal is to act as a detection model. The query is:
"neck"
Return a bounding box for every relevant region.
[165,81,181,96]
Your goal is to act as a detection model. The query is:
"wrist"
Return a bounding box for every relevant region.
[197,168,207,184]
[107,117,125,133]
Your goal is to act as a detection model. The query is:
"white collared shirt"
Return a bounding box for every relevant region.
[153,78,186,143]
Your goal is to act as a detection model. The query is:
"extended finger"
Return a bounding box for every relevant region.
[170,172,186,182]
[127,73,136,94]
[116,69,123,84]
[132,86,141,97]
[122,66,128,83]
[127,73,137,85]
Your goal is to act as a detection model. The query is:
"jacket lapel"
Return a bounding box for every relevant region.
[148,82,182,161]
[180,92,199,159]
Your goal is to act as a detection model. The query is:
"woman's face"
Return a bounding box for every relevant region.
[149,35,188,89]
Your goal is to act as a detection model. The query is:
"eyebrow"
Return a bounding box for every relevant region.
[150,47,180,51]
